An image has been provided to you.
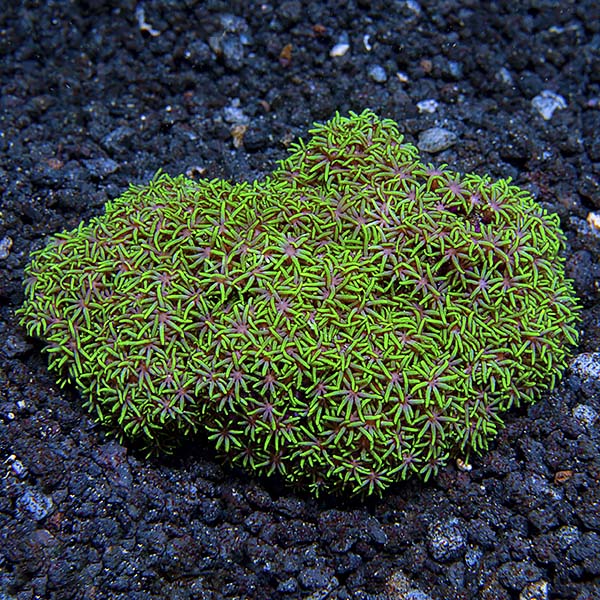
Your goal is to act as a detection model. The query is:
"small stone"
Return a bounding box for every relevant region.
[368,64,387,83]
[83,158,119,178]
[5,334,32,357]
[588,212,600,230]
[277,577,298,593]
[465,546,483,568]
[556,525,580,550]
[520,580,549,600]
[298,566,337,591]
[570,353,600,381]
[418,127,457,153]
[221,35,245,71]
[11,459,27,478]
[223,101,249,125]
[277,1,302,25]
[219,14,248,34]
[572,404,598,430]
[330,43,350,57]
[102,126,134,153]
[554,470,573,484]
[568,532,600,572]
[135,5,160,36]
[386,571,434,600]
[498,66,514,85]
[207,34,221,55]
[417,99,438,113]
[208,17,248,71]
[569,215,600,240]
[406,0,421,15]
[456,457,472,472]
[498,561,543,591]
[231,125,248,149]
[427,517,466,562]
[185,165,207,179]
[447,60,462,78]
[366,517,388,545]
[17,488,54,521]
[386,569,411,594]
[532,90,567,120]
[587,97,600,109]
[0,235,12,259]
[242,120,270,152]
[184,39,212,68]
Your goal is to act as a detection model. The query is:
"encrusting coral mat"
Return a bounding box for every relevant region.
[18,110,580,496]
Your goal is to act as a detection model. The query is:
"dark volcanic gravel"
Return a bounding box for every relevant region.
[1,1,600,599]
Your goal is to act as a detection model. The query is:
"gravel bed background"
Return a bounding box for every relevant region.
[1,2,599,599]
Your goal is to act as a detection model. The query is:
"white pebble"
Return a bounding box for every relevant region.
[532,90,567,120]
[417,99,438,113]
[368,65,387,83]
[330,43,350,57]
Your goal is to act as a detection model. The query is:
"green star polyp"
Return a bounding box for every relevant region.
[19,110,580,496]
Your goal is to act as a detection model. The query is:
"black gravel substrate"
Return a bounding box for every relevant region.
[1,1,600,599]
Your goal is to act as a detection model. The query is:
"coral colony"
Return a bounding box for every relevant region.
[19,111,580,496]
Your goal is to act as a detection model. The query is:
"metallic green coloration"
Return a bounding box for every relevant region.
[18,110,580,496]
